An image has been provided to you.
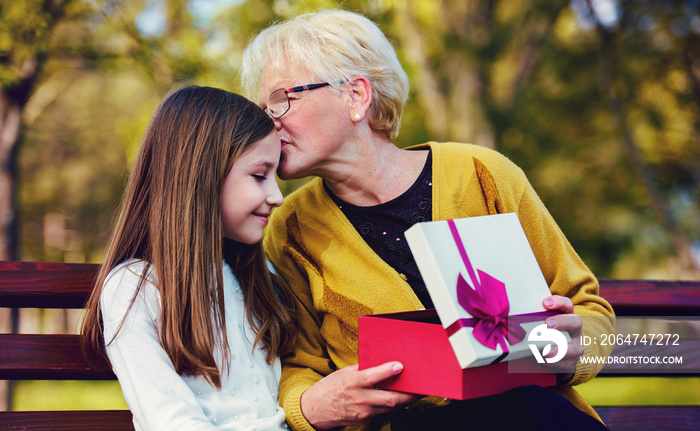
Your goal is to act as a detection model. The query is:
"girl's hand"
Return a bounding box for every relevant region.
[300,362,418,430]
[540,295,583,377]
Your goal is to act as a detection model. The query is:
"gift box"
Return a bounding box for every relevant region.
[358,213,560,400]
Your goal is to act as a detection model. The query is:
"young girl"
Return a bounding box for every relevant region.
[81,85,296,430]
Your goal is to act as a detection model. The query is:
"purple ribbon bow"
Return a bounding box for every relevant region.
[445,220,528,353]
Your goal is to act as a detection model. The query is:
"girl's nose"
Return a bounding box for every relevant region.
[268,181,284,207]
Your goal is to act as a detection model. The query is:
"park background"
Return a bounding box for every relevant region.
[1,0,699,414]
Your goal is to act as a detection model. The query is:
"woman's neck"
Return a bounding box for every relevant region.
[323,142,429,207]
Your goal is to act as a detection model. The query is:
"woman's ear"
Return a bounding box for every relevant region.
[347,76,373,122]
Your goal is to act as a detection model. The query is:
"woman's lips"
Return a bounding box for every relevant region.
[281,139,289,148]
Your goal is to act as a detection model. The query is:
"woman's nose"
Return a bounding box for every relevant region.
[272,115,283,130]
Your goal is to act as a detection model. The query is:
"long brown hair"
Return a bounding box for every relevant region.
[81,85,296,389]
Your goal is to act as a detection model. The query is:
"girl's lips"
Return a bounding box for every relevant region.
[281,140,289,148]
[254,213,270,224]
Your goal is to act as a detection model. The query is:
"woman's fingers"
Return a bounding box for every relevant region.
[543,295,574,314]
[539,295,584,373]
[300,362,418,430]
[356,361,404,387]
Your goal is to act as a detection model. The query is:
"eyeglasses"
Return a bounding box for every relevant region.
[265,82,331,119]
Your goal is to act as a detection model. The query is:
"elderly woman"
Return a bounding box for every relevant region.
[241,9,614,431]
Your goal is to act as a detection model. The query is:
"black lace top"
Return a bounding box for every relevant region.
[324,149,434,308]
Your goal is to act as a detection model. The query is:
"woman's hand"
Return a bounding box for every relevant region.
[540,295,583,377]
[300,362,418,430]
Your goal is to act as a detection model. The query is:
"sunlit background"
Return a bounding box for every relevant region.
[1,0,699,413]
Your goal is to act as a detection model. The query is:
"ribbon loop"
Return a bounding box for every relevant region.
[447,220,527,354]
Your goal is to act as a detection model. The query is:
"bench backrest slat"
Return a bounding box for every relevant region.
[0,261,98,309]
[1,262,697,314]
[598,278,700,316]
[1,262,699,382]
[0,334,114,380]
[0,410,135,430]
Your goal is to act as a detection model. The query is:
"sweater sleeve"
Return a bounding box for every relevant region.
[511,166,615,385]
[265,210,335,431]
[441,143,615,385]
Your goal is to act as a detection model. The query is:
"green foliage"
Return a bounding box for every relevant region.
[19,70,159,262]
[0,0,59,85]
[9,0,700,276]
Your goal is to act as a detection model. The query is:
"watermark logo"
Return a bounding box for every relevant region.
[528,324,568,364]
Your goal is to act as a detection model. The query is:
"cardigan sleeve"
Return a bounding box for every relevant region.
[439,143,615,386]
[509,164,615,385]
[265,211,335,431]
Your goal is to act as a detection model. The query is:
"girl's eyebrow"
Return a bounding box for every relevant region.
[253,160,276,169]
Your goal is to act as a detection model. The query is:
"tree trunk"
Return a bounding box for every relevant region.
[0,91,20,261]
[394,1,495,147]
[0,89,21,411]
[395,1,449,142]
[0,47,36,413]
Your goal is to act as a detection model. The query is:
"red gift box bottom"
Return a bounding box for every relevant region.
[358,309,555,400]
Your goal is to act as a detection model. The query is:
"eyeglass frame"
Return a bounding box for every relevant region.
[264,82,331,119]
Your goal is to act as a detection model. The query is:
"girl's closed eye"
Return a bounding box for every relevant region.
[253,174,267,181]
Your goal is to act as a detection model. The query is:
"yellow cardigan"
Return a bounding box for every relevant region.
[264,142,615,431]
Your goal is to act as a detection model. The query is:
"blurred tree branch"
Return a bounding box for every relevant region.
[592,1,699,272]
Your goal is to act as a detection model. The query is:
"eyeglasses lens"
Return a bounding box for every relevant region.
[267,89,289,118]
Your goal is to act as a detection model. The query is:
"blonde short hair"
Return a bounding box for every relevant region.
[241,9,410,140]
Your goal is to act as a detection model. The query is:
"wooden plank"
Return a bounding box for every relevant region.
[0,261,698,314]
[598,279,700,316]
[0,334,115,380]
[0,261,99,309]
[0,410,134,431]
[596,406,700,431]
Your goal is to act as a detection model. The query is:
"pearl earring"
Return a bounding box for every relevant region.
[354,113,361,120]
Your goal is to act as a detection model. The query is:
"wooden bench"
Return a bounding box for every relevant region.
[593,278,700,430]
[0,261,698,430]
[0,261,134,430]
